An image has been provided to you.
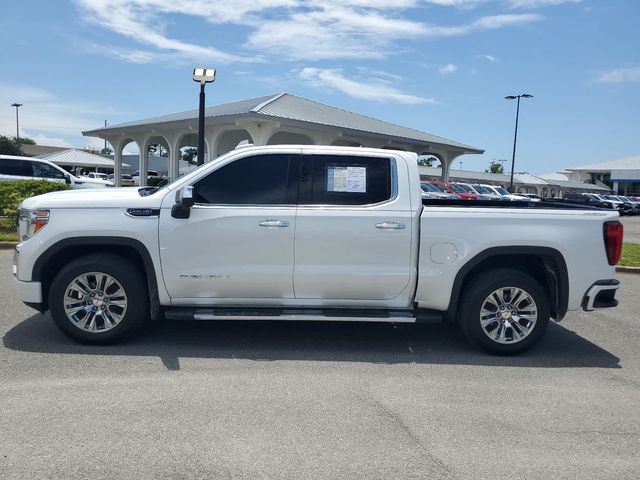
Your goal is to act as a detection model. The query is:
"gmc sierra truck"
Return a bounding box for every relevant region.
[12,146,623,354]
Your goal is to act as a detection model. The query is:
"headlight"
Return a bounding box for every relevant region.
[18,208,49,241]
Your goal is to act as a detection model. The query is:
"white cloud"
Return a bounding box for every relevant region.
[596,67,640,84]
[73,1,547,63]
[481,54,498,62]
[438,63,458,75]
[298,68,435,104]
[508,0,581,8]
[0,82,119,148]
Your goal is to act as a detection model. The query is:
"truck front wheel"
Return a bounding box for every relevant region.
[48,254,149,344]
[459,268,550,355]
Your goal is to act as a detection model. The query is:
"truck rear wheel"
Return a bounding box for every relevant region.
[49,254,149,344]
[459,268,550,355]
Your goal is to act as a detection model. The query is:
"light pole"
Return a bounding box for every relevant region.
[11,103,23,145]
[192,68,216,166]
[505,94,533,192]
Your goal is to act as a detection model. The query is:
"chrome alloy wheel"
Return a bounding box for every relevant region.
[479,287,538,344]
[63,272,128,333]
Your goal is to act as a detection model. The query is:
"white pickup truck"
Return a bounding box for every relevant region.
[12,146,623,354]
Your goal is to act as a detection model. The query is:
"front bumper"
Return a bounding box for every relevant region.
[582,279,620,311]
[13,247,44,311]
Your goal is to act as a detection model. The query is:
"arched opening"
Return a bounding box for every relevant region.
[177,132,209,176]
[142,136,170,184]
[417,153,443,169]
[542,187,549,198]
[550,189,557,198]
[267,131,313,146]
[216,130,253,157]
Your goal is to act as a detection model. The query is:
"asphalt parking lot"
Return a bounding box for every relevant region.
[1,250,639,480]
[621,215,640,243]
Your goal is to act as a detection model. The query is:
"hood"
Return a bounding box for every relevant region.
[20,187,165,210]
[76,176,113,186]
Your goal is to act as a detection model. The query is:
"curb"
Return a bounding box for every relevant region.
[0,242,18,250]
[616,265,640,274]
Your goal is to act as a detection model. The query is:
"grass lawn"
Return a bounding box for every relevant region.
[620,243,640,267]
[0,217,18,242]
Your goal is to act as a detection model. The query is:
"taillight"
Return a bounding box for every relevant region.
[603,221,623,265]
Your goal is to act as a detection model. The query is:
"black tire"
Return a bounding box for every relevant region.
[458,268,550,355]
[49,254,149,344]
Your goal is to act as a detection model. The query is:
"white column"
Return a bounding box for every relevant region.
[139,139,149,187]
[114,146,122,187]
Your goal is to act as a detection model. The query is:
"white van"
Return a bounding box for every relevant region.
[0,155,113,189]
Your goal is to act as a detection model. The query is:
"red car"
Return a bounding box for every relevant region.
[428,181,479,200]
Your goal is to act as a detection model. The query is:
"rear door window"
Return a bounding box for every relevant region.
[300,155,392,206]
[0,158,32,177]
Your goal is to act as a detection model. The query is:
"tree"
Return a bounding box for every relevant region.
[101,146,113,156]
[417,155,438,167]
[485,161,505,174]
[13,136,35,145]
[148,144,168,157]
[0,135,22,155]
[181,147,198,164]
[83,147,102,155]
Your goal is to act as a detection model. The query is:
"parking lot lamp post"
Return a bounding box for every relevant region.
[11,103,23,146]
[192,68,216,166]
[505,94,533,192]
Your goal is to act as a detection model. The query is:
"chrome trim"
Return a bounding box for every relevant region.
[375,221,405,230]
[584,283,620,311]
[192,312,416,322]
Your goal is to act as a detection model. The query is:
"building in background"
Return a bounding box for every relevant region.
[544,154,640,196]
[83,93,483,186]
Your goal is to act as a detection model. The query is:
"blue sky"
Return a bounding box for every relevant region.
[0,0,638,174]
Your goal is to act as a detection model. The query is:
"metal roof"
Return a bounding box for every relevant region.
[38,149,129,168]
[84,93,483,154]
[568,154,640,172]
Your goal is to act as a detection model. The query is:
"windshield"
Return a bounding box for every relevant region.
[454,184,474,193]
[449,184,467,193]
[472,185,490,194]
[421,182,439,193]
[495,187,510,195]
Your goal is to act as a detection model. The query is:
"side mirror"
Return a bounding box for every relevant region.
[64,174,72,185]
[172,186,195,219]
[175,186,195,207]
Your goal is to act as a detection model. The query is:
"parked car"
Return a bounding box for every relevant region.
[107,173,135,186]
[450,182,495,200]
[563,193,619,212]
[601,195,637,215]
[84,172,109,181]
[606,195,640,215]
[429,180,479,199]
[480,184,530,201]
[132,170,160,186]
[0,155,113,188]
[469,184,507,200]
[521,193,542,202]
[420,182,459,199]
[13,145,622,355]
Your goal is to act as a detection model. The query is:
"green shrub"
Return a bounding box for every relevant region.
[147,176,168,187]
[0,180,71,223]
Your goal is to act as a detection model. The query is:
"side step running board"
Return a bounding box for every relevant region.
[165,307,417,323]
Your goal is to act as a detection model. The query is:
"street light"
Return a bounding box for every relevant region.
[192,68,216,166]
[11,103,23,145]
[505,93,533,192]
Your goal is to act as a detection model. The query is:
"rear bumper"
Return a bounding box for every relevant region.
[582,279,620,311]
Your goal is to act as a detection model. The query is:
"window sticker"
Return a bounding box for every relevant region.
[327,165,367,193]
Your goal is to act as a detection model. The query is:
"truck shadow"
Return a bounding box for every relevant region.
[3,314,621,371]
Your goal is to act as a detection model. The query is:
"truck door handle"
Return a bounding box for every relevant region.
[259,219,289,228]
[375,222,405,230]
